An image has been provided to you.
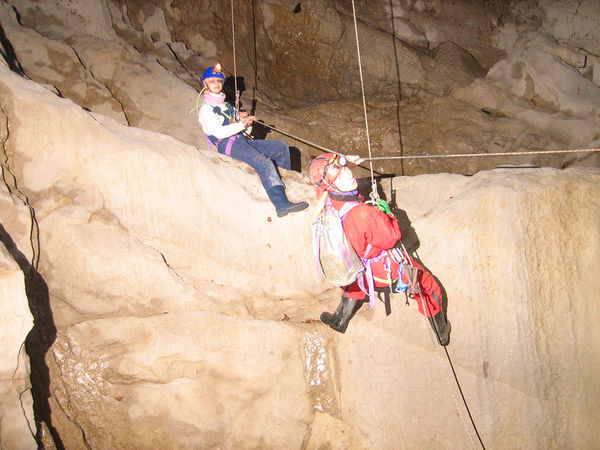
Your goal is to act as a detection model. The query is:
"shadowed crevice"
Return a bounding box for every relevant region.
[0,223,64,450]
[0,18,25,76]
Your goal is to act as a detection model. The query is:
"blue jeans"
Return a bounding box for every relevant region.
[217,135,291,191]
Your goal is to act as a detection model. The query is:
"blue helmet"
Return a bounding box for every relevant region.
[201,63,225,81]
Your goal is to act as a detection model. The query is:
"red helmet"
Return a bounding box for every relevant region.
[309,153,348,196]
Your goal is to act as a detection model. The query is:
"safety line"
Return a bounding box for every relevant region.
[363,147,600,160]
[440,345,486,449]
[257,120,340,154]
[350,0,376,189]
[256,120,386,176]
[256,120,599,164]
[407,244,484,448]
[230,0,239,119]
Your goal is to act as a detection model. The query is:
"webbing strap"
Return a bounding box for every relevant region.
[224,135,236,156]
[357,245,390,308]
[207,134,238,156]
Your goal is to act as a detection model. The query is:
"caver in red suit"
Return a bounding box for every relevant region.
[309,153,451,345]
[327,191,402,299]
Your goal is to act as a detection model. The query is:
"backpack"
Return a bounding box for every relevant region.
[312,200,362,286]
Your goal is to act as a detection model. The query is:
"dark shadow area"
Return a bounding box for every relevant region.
[223,75,246,109]
[0,22,25,76]
[289,146,302,172]
[0,224,64,449]
[250,120,270,140]
[388,177,420,253]
[388,0,406,176]
[356,175,396,199]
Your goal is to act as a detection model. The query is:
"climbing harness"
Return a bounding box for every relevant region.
[198,99,240,155]
[389,245,420,300]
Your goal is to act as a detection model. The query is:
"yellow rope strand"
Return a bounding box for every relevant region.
[363,147,600,161]
[230,0,239,118]
[350,0,375,183]
[257,120,599,163]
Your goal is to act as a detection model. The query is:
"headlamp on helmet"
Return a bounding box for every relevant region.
[311,154,348,189]
[202,63,226,82]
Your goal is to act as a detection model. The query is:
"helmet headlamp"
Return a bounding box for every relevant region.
[315,154,348,188]
[201,63,226,82]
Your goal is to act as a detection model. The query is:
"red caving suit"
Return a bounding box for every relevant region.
[329,196,442,317]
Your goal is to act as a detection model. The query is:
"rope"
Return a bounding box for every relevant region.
[230,0,239,119]
[256,120,385,177]
[363,147,600,161]
[256,120,599,170]
[226,0,597,172]
[408,248,485,449]
[350,0,379,201]
[438,346,486,449]
[256,120,340,155]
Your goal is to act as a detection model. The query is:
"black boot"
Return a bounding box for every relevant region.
[320,296,358,333]
[428,312,451,346]
[267,185,309,217]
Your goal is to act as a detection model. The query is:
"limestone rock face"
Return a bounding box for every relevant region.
[0,193,36,449]
[1,0,600,448]
[51,313,313,449]
[487,32,600,116]
[0,0,204,147]
[2,0,598,176]
[379,168,600,448]
[540,0,600,56]
[1,60,600,448]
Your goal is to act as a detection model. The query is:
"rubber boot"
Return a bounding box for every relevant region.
[320,296,358,333]
[428,312,451,346]
[266,185,309,217]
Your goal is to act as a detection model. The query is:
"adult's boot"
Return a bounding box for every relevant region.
[267,185,309,217]
[428,312,451,346]
[320,296,358,333]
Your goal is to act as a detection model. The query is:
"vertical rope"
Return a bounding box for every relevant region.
[251,0,258,115]
[230,0,239,119]
[350,0,378,200]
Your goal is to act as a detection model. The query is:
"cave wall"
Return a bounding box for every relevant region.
[0,0,599,448]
